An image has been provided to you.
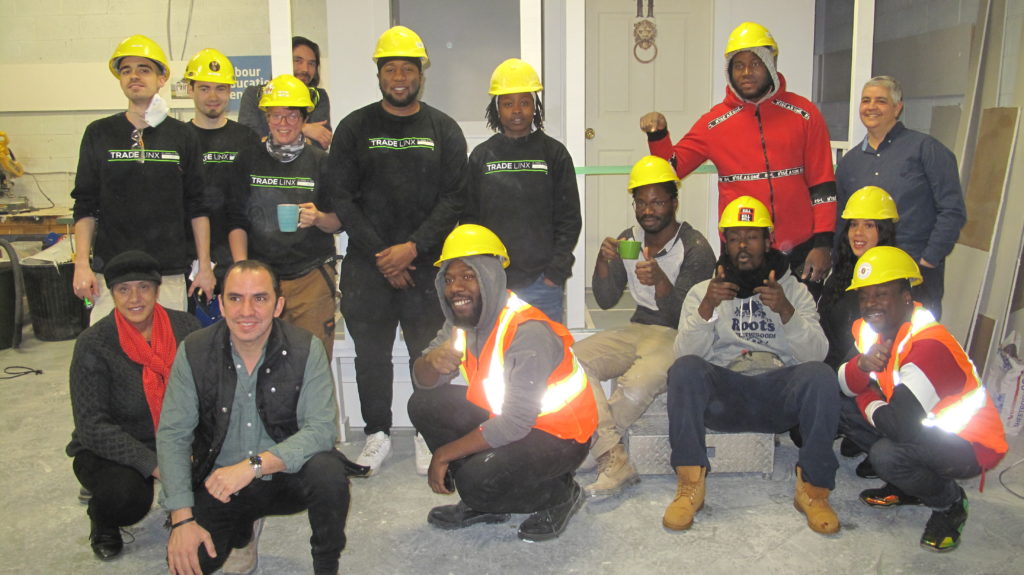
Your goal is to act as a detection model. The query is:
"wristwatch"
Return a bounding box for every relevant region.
[249,455,264,479]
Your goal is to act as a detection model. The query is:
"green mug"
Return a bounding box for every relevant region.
[617,239,642,260]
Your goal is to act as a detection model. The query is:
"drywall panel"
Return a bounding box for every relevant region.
[872,23,972,98]
[929,105,961,152]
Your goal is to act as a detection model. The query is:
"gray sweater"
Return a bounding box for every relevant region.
[592,221,715,328]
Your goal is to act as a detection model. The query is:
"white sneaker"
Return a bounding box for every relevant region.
[221,517,263,575]
[356,431,391,475]
[414,433,431,476]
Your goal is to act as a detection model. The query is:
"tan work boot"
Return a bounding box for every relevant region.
[584,443,640,499]
[662,466,706,531]
[794,466,840,534]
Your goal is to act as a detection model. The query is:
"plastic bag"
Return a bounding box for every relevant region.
[987,331,1024,436]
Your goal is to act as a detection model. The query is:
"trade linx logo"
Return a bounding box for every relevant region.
[484,160,548,175]
[203,151,238,164]
[249,175,316,189]
[108,150,181,162]
[367,137,435,150]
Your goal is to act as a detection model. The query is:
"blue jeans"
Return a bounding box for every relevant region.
[514,274,564,323]
[666,355,840,489]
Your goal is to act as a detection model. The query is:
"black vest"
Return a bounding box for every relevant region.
[183,318,312,486]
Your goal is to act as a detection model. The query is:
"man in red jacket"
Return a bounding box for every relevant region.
[839,246,1007,552]
[640,21,836,287]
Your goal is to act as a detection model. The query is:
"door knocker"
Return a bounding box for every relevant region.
[633,0,657,64]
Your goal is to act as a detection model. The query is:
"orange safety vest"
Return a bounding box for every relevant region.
[853,305,1007,459]
[458,292,597,444]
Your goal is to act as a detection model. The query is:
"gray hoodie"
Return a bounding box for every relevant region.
[415,254,565,447]
[674,267,827,368]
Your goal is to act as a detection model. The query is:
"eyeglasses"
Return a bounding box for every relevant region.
[267,112,302,124]
[130,128,145,163]
[632,199,670,211]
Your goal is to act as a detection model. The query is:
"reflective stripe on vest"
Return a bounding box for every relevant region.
[469,293,589,416]
[922,385,987,434]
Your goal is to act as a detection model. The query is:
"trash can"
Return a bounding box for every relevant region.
[21,261,89,341]
[0,262,14,350]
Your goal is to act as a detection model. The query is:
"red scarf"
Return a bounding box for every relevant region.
[115,304,177,432]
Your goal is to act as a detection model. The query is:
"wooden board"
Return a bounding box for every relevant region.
[944,107,1019,345]
[969,314,995,374]
[1013,249,1024,314]
[959,108,1019,250]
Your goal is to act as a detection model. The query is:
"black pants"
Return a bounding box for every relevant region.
[73,450,154,528]
[666,355,840,489]
[339,255,445,435]
[193,450,351,575]
[838,396,979,508]
[408,383,588,513]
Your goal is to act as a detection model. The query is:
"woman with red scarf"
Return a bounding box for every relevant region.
[67,251,200,561]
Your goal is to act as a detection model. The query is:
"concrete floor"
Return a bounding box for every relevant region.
[2,326,1024,575]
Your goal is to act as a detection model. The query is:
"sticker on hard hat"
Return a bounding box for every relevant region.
[210,61,221,72]
[263,84,275,95]
[857,262,872,280]
[738,207,755,222]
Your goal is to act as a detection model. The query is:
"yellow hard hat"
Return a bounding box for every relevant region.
[373,26,430,68]
[719,195,774,232]
[489,58,543,95]
[184,48,235,85]
[627,156,679,192]
[258,75,315,112]
[435,224,510,268]
[725,22,778,58]
[847,246,923,291]
[841,186,900,222]
[109,34,170,78]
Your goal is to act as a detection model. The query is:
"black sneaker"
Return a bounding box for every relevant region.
[840,438,864,458]
[855,458,879,479]
[427,500,510,530]
[920,487,969,552]
[518,480,585,542]
[859,483,923,507]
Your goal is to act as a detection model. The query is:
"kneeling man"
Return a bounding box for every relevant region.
[664,196,840,534]
[410,224,597,542]
[839,246,1006,551]
[157,260,353,575]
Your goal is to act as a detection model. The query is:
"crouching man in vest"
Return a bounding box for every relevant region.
[409,224,597,542]
[839,246,1007,552]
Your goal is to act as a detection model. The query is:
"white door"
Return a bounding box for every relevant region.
[584,0,715,281]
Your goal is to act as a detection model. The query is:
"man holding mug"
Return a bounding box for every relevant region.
[573,156,715,499]
[226,74,341,356]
